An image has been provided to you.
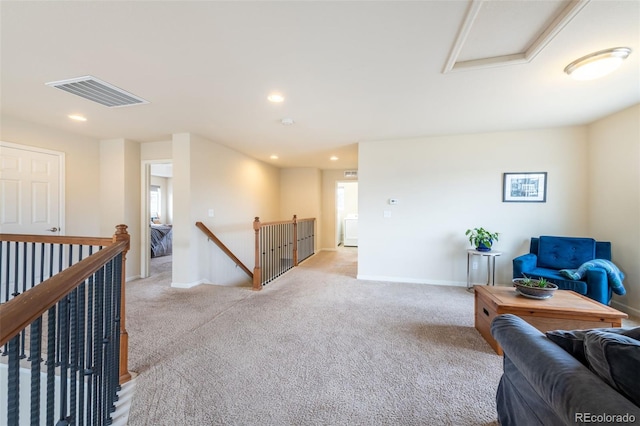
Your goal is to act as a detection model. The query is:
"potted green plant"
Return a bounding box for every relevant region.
[465,227,499,252]
[512,275,558,299]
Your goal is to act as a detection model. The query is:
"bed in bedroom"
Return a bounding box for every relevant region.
[150,224,173,258]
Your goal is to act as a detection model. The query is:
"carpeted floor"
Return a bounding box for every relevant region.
[126,249,503,425]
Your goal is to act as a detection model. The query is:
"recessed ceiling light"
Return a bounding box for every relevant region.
[68,114,87,122]
[281,118,295,126]
[330,156,339,161]
[267,93,284,103]
[270,155,279,160]
[564,47,631,80]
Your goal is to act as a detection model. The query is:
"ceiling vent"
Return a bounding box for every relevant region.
[344,170,358,178]
[45,76,149,108]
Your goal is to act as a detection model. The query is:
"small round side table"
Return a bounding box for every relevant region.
[467,249,502,291]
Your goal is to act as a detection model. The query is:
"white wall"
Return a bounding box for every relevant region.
[280,168,321,221]
[0,115,101,236]
[99,138,141,279]
[588,104,640,315]
[357,127,589,287]
[171,133,280,287]
[280,168,322,252]
[141,140,172,160]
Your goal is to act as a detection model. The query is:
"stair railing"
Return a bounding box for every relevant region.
[195,221,253,279]
[253,215,315,290]
[0,225,130,426]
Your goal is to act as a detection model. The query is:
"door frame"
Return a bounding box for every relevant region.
[0,140,65,235]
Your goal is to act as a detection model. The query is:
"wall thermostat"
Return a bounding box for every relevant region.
[389,198,399,205]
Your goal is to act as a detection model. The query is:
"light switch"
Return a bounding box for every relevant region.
[383,210,392,218]
[208,209,215,217]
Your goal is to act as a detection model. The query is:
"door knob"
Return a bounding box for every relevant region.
[47,227,59,232]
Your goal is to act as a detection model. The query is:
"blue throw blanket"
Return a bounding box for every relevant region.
[560,259,626,296]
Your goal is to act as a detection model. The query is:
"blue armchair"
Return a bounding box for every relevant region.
[512,236,613,305]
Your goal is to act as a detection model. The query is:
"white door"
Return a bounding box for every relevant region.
[0,142,63,235]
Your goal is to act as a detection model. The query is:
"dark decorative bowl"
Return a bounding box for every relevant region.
[512,279,558,300]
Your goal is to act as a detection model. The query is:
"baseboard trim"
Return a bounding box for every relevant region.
[356,274,466,287]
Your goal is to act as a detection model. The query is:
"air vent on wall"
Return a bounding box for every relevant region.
[45,76,149,108]
[344,170,358,178]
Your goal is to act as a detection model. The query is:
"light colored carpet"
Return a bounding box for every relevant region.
[126,249,503,425]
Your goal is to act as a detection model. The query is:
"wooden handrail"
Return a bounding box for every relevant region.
[0,240,127,346]
[258,217,315,227]
[0,233,113,246]
[195,222,253,279]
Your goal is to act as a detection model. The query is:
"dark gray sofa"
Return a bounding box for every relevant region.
[490,314,640,426]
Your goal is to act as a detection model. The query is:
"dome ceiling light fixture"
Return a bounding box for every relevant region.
[564,47,631,81]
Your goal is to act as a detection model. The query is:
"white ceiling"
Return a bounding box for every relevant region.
[1,1,639,170]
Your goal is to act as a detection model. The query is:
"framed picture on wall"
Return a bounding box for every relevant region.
[502,172,547,202]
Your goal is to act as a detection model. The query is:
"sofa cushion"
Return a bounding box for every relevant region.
[537,236,595,270]
[545,327,640,366]
[583,330,640,407]
[559,259,626,296]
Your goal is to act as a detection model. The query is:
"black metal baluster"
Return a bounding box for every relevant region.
[94,266,105,426]
[262,227,267,284]
[12,241,19,299]
[113,253,123,394]
[70,286,79,425]
[30,317,43,426]
[268,226,272,283]
[39,243,45,286]
[77,246,87,426]
[0,241,4,303]
[58,296,71,425]
[104,258,115,424]
[20,242,27,359]
[0,241,11,356]
[85,265,95,425]
[21,242,27,294]
[30,243,36,289]
[7,334,20,426]
[46,306,56,426]
[68,245,78,425]
[277,224,282,278]
[56,244,63,367]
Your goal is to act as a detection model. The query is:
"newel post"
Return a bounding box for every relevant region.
[252,217,262,291]
[292,215,299,266]
[113,224,131,384]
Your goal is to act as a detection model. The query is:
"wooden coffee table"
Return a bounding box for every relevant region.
[474,285,628,355]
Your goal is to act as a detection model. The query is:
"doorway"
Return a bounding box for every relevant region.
[336,181,358,248]
[141,161,173,278]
